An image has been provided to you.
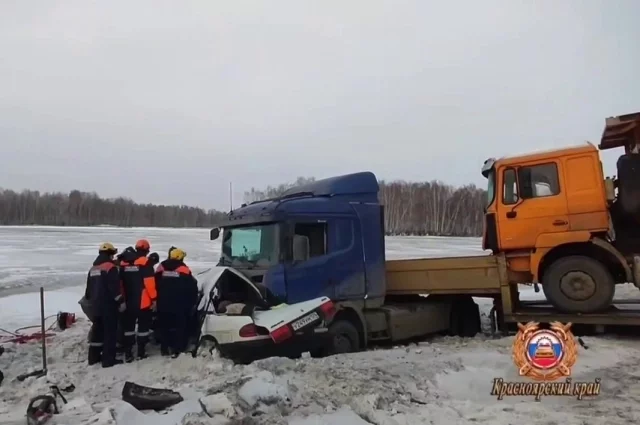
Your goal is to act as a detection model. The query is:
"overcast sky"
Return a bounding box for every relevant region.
[1,1,639,211]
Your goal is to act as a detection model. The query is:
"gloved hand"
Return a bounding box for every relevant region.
[151,301,157,312]
[118,301,127,313]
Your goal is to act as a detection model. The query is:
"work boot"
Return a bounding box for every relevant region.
[102,359,124,368]
[88,349,102,366]
[124,350,134,363]
[171,352,180,359]
[137,346,148,360]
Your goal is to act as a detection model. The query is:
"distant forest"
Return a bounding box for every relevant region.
[0,189,227,227]
[244,177,487,237]
[0,177,487,236]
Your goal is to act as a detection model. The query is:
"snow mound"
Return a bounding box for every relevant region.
[288,406,372,425]
[199,392,234,418]
[238,370,290,407]
[3,302,640,424]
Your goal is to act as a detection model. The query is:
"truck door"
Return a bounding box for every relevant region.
[284,217,365,304]
[498,161,569,250]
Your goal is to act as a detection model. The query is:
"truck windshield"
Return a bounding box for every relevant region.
[220,223,279,268]
[486,169,496,209]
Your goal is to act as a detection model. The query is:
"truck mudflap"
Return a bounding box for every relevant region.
[385,255,502,295]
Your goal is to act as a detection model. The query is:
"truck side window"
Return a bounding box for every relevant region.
[294,223,327,258]
[502,168,518,205]
[520,163,560,198]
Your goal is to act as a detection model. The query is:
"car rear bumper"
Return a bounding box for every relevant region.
[218,327,329,363]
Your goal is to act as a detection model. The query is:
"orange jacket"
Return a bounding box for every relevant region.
[120,255,157,310]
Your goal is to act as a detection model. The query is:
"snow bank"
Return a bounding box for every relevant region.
[2,313,640,425]
[288,407,372,425]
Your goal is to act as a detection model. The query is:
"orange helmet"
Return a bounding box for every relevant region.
[135,239,150,251]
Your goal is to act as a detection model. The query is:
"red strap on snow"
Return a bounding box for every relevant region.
[0,332,55,344]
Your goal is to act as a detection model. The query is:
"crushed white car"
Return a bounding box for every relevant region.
[195,266,335,363]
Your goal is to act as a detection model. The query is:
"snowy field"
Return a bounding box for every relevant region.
[0,226,485,331]
[1,226,640,425]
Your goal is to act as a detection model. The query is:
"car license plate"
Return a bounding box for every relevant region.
[291,312,319,331]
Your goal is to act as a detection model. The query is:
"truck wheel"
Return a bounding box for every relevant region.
[448,297,480,337]
[461,301,481,337]
[312,320,361,357]
[542,256,615,313]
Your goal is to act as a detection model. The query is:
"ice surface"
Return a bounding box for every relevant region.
[0,226,486,297]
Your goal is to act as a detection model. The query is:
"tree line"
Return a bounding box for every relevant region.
[0,189,227,227]
[0,176,487,235]
[243,177,487,237]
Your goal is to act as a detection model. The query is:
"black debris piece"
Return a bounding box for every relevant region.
[121,381,184,411]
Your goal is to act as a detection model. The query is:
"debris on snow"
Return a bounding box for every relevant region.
[3,283,640,424]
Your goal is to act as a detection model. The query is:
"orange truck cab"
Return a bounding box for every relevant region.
[481,112,640,314]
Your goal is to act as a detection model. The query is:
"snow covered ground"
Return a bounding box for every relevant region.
[1,226,640,425]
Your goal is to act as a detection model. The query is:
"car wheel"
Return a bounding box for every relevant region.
[196,337,219,357]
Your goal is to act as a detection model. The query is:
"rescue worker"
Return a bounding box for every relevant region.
[155,247,198,358]
[147,251,161,344]
[119,239,157,362]
[115,246,136,354]
[85,242,126,368]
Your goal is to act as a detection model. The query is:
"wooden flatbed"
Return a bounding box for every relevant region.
[385,255,502,295]
[385,253,640,328]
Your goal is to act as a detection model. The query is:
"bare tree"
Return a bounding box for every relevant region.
[242,177,316,204]
[0,175,487,236]
[245,177,487,236]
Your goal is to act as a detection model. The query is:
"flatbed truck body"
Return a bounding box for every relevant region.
[387,254,640,328]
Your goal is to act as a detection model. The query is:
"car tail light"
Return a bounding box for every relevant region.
[271,325,293,344]
[319,300,336,321]
[239,324,259,337]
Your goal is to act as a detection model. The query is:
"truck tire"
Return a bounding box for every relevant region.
[311,320,361,357]
[542,256,615,313]
[448,297,481,337]
[461,301,481,337]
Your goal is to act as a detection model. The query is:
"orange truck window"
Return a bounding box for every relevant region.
[519,163,560,198]
[502,169,518,205]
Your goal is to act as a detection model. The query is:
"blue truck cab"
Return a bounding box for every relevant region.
[210,172,480,355]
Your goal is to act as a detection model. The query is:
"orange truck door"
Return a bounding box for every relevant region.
[498,161,569,250]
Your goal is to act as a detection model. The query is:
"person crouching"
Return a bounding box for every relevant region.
[155,247,198,358]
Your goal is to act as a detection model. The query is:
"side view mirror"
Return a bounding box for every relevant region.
[292,235,310,263]
[210,228,220,241]
[517,168,534,200]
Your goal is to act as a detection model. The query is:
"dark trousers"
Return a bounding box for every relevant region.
[88,312,118,367]
[123,308,153,355]
[116,313,126,352]
[158,312,188,354]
